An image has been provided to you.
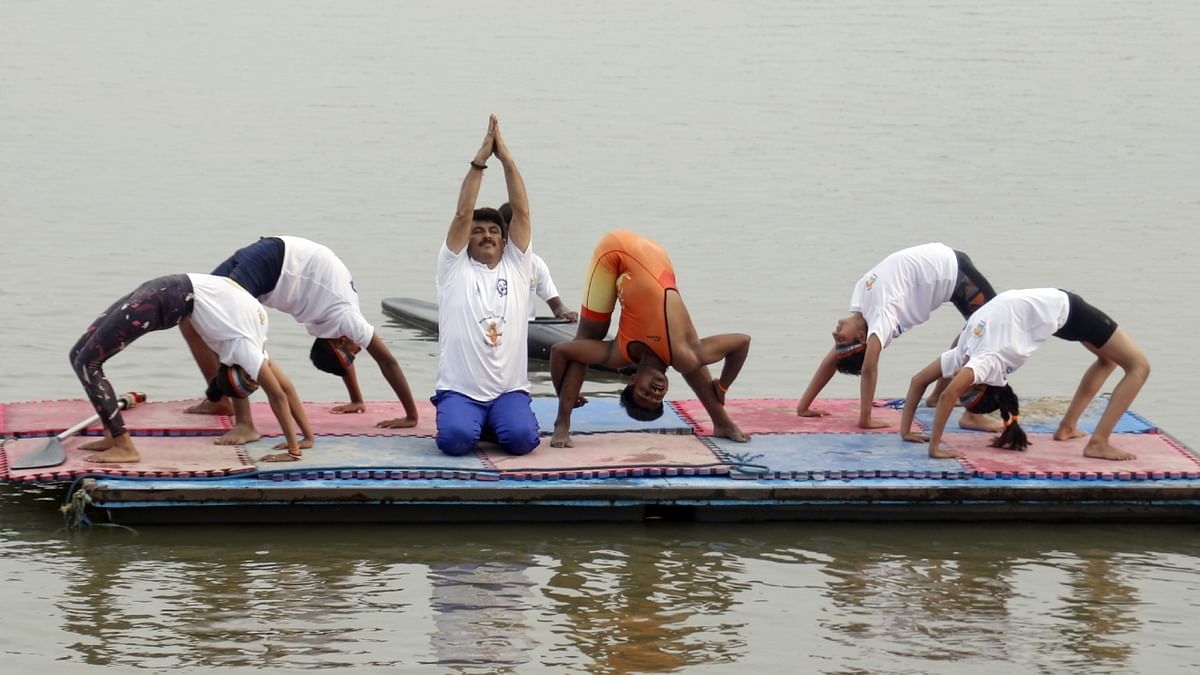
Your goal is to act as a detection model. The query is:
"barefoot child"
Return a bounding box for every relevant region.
[796,243,999,430]
[898,288,1150,460]
[549,230,751,448]
[70,274,312,464]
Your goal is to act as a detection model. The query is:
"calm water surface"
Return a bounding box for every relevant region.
[2,1,1199,671]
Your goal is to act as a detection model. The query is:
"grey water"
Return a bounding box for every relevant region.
[2,1,1198,672]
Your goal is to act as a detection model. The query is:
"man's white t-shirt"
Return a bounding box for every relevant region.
[436,240,533,401]
[187,273,269,379]
[848,243,959,348]
[259,236,375,348]
[940,288,1071,387]
[527,253,560,320]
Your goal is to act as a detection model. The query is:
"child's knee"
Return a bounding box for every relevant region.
[69,347,89,374]
[70,355,98,382]
[1127,356,1151,380]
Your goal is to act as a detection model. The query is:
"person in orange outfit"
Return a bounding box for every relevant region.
[549,230,751,447]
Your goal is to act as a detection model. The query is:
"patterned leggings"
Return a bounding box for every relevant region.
[69,275,195,436]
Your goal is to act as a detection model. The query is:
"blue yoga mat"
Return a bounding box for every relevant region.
[254,435,488,472]
[707,432,971,478]
[528,396,694,435]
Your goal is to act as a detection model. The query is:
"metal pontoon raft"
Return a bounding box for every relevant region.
[2,397,1198,524]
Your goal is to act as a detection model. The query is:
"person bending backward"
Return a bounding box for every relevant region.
[432,115,540,457]
[498,202,579,322]
[898,288,1150,461]
[183,236,420,449]
[796,242,999,430]
[70,274,312,464]
[549,230,752,448]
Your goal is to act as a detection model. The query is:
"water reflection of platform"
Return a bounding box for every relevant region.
[2,397,1198,524]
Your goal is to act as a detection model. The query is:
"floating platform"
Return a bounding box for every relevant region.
[2,397,1198,524]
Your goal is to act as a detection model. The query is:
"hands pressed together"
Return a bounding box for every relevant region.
[473,114,514,168]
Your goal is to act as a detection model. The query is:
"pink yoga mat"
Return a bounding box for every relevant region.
[1,436,253,483]
[480,433,724,477]
[0,399,231,436]
[945,432,1200,478]
[248,400,438,437]
[671,398,902,435]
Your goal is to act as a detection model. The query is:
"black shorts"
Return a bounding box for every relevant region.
[212,237,285,298]
[1053,291,1118,347]
[949,250,998,318]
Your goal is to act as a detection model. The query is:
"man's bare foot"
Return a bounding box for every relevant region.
[713,423,750,443]
[78,438,115,451]
[86,448,140,463]
[1083,441,1137,461]
[259,450,302,463]
[185,399,233,415]
[550,424,573,448]
[959,412,1002,432]
[929,445,965,459]
[330,402,365,414]
[215,423,260,446]
[1054,425,1088,441]
[797,407,831,417]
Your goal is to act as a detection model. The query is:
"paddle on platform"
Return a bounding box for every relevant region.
[9,392,146,470]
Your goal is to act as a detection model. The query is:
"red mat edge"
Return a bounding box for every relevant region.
[0,439,256,483]
[0,398,233,437]
[668,398,902,436]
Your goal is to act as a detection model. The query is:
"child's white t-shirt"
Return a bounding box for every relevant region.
[187,273,269,379]
[940,288,1071,386]
[849,242,959,348]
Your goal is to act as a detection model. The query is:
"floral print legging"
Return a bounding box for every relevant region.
[69,274,195,436]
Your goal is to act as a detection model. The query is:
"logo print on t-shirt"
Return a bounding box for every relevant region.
[864,273,878,291]
[973,320,987,338]
[481,318,504,347]
[497,278,508,296]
